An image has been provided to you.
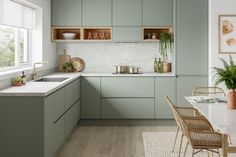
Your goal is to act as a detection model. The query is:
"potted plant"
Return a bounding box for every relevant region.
[213,55,236,109]
[159,32,173,73]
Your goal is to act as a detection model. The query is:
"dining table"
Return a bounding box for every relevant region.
[185,96,236,157]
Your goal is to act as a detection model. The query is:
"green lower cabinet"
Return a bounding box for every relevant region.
[101,98,155,119]
[112,27,141,42]
[81,77,101,119]
[53,88,65,122]
[155,77,176,119]
[65,105,76,137]
[75,100,80,124]
[177,76,208,107]
[53,116,65,155]
[65,81,75,111]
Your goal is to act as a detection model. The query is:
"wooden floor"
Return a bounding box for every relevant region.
[57,120,176,157]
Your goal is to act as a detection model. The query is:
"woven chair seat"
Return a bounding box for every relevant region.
[185,119,213,131]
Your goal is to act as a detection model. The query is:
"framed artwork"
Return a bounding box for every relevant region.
[219,15,236,54]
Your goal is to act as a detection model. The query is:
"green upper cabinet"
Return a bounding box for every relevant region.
[176,0,208,75]
[143,0,173,26]
[113,0,142,26]
[112,27,141,42]
[82,0,112,26]
[52,0,81,26]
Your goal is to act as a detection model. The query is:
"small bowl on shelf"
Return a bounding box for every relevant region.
[62,33,76,40]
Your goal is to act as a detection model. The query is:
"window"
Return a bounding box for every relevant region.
[0,24,29,69]
[0,0,35,71]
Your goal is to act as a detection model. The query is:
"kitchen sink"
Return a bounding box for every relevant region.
[34,77,69,82]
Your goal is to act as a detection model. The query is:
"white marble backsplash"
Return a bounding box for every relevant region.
[56,43,175,73]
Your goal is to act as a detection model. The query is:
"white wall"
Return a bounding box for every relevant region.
[209,0,236,91]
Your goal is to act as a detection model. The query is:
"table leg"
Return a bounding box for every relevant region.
[222,134,229,157]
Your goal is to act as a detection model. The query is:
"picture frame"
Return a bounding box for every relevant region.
[219,15,236,54]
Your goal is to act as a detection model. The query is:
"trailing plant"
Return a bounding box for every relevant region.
[159,32,173,61]
[213,55,236,90]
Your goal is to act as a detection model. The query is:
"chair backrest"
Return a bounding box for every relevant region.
[165,96,182,129]
[192,87,226,96]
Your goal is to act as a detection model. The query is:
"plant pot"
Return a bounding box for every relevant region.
[227,90,236,109]
[162,62,171,73]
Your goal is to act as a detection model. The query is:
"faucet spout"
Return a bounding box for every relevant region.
[32,61,49,80]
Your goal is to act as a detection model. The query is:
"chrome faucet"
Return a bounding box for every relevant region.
[31,61,49,80]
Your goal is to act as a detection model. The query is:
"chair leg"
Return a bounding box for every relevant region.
[172,126,180,152]
[178,134,184,157]
[183,142,189,157]
[192,149,195,157]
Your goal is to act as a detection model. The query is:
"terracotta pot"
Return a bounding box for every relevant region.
[162,62,171,73]
[227,90,236,109]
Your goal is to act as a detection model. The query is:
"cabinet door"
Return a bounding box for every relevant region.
[53,117,65,154]
[65,82,75,111]
[143,0,173,26]
[113,0,142,26]
[53,88,65,122]
[101,98,154,119]
[176,0,208,75]
[75,100,80,124]
[101,77,154,97]
[82,0,112,26]
[112,27,141,42]
[52,0,81,26]
[65,105,75,137]
[73,79,80,101]
[81,77,101,119]
[155,77,176,119]
[177,76,207,107]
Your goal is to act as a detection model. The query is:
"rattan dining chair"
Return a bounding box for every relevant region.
[165,96,213,157]
[192,87,226,97]
[180,115,223,157]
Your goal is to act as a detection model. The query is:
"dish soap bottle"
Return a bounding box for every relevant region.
[154,58,158,72]
[157,58,163,73]
[20,71,26,84]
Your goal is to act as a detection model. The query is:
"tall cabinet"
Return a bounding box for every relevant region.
[176,0,208,106]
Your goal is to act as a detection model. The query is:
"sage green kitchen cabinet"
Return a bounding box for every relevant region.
[65,79,80,111]
[177,76,207,107]
[81,77,101,119]
[53,116,65,155]
[82,0,112,26]
[65,105,76,137]
[113,0,142,26]
[143,0,173,26]
[101,98,155,119]
[75,100,80,123]
[53,88,65,122]
[51,0,81,26]
[101,77,154,97]
[112,27,141,42]
[176,0,208,75]
[0,78,80,157]
[155,77,176,119]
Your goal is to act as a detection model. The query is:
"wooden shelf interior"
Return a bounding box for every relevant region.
[52,28,81,40]
[143,28,171,40]
[83,28,111,40]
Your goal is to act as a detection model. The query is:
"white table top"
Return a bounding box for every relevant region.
[186,97,236,136]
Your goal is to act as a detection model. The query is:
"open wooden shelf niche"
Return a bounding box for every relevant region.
[83,27,112,41]
[143,27,172,41]
[52,27,81,42]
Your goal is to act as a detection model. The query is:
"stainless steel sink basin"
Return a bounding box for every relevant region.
[34,77,69,82]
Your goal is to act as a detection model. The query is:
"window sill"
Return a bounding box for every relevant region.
[0,66,34,78]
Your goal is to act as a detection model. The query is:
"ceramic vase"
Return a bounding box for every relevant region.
[227,90,236,109]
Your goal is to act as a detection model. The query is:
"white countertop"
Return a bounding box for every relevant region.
[0,73,80,97]
[0,72,175,97]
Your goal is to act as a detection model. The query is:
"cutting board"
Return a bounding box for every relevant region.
[58,54,71,72]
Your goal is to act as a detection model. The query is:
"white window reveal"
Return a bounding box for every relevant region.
[0,0,35,71]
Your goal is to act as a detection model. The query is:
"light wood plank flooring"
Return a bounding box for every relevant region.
[57,121,176,157]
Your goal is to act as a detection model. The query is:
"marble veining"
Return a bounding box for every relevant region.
[56,43,175,73]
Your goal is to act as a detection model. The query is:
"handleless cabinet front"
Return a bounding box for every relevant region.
[53,88,65,122]
[113,0,142,26]
[52,0,81,26]
[101,77,154,98]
